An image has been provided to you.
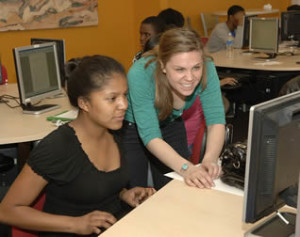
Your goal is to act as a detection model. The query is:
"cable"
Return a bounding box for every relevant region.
[0,94,21,108]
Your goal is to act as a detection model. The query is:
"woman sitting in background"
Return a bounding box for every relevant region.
[0,55,155,236]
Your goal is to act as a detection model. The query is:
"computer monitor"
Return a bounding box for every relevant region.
[31,38,66,87]
[243,91,300,236]
[13,43,62,114]
[281,11,300,45]
[242,14,257,49]
[249,17,279,59]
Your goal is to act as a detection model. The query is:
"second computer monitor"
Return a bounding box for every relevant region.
[281,11,300,43]
[249,18,279,58]
[242,14,257,49]
[31,38,66,87]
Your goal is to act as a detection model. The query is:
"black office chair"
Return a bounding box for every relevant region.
[278,75,300,96]
[0,153,14,187]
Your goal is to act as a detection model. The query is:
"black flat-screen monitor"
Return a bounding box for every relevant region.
[243,91,300,236]
[13,43,62,114]
[249,17,279,59]
[31,38,66,87]
[281,11,300,44]
[242,14,257,49]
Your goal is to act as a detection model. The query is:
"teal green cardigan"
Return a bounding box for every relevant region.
[125,57,225,146]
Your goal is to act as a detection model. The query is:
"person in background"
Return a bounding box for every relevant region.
[206,5,245,53]
[157,8,185,29]
[287,0,300,10]
[220,77,238,113]
[133,16,165,63]
[122,28,226,190]
[0,55,155,237]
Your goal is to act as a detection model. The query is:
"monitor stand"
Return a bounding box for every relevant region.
[21,103,60,115]
[255,53,277,60]
[244,212,296,237]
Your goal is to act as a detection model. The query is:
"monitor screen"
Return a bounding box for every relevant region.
[281,11,300,42]
[31,38,66,87]
[242,14,257,48]
[243,91,300,235]
[13,43,62,114]
[249,18,279,55]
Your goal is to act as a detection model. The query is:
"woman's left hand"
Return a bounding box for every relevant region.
[119,187,156,207]
[201,161,222,180]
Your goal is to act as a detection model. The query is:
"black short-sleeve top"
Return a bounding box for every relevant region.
[27,124,129,236]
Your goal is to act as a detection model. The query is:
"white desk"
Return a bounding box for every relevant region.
[0,84,73,145]
[101,180,295,237]
[213,9,279,17]
[209,49,300,71]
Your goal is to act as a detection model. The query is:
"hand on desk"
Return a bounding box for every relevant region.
[184,162,222,189]
[69,187,156,235]
[73,210,117,235]
[120,187,156,207]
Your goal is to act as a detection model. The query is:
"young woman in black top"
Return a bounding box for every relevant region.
[0,55,155,236]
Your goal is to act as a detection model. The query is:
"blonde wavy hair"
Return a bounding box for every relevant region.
[144,28,207,120]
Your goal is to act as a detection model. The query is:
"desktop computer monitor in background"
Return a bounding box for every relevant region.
[31,38,66,87]
[13,43,62,114]
[249,18,279,59]
[243,91,300,236]
[281,11,300,45]
[242,14,257,49]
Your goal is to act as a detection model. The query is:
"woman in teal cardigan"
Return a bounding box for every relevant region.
[122,28,226,190]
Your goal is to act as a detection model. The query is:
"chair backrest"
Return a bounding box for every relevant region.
[12,193,46,237]
[201,37,209,46]
[279,75,300,96]
[200,13,218,37]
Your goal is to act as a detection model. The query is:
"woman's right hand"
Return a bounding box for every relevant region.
[183,165,215,189]
[73,210,117,235]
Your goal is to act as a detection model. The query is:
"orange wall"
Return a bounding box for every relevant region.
[0,0,136,83]
[0,0,290,84]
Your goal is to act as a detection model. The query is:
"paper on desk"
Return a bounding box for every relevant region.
[47,109,78,121]
[253,61,282,66]
[55,110,78,119]
[164,171,244,197]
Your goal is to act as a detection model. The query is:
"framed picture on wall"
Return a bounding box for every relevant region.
[0,0,98,32]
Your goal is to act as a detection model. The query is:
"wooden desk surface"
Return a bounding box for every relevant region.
[102,180,251,237]
[102,180,295,237]
[0,84,73,144]
[209,49,300,71]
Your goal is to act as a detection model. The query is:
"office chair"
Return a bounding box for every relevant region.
[278,75,300,96]
[0,153,14,188]
[200,13,218,37]
[12,193,46,237]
